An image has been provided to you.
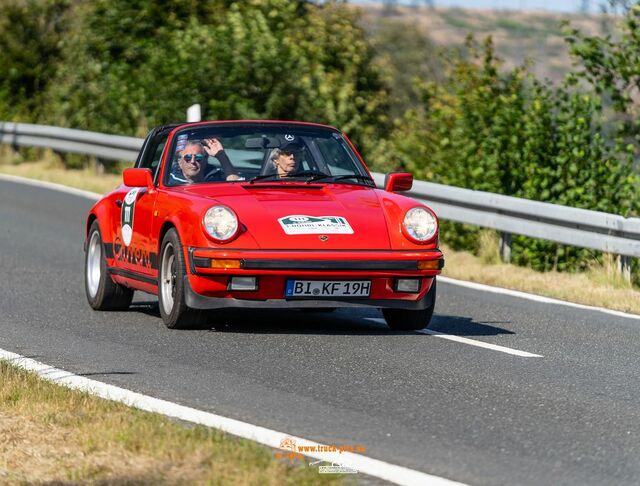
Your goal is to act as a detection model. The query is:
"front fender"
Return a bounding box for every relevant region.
[154,191,260,264]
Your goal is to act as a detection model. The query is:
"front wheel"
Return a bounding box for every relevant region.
[158,229,206,329]
[382,281,436,331]
[85,221,133,310]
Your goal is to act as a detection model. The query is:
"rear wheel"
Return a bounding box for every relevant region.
[85,221,133,310]
[158,228,206,329]
[382,281,436,331]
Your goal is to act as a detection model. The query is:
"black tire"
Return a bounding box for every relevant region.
[382,280,436,331]
[85,220,134,311]
[158,228,207,329]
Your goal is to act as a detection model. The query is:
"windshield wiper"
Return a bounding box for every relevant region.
[248,173,280,184]
[326,174,375,186]
[294,171,375,185]
[249,170,328,184]
[249,171,373,185]
[301,171,335,183]
[282,170,331,182]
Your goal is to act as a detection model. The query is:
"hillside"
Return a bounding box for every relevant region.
[358,4,615,83]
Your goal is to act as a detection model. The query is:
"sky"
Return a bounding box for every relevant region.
[352,0,600,13]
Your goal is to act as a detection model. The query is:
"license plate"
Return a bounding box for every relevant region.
[285,280,371,298]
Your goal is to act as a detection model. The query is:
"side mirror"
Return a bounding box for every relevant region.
[123,168,153,189]
[384,172,413,192]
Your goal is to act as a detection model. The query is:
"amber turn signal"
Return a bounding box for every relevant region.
[211,259,242,269]
[417,259,443,270]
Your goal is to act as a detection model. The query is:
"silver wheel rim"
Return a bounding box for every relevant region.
[86,231,101,298]
[160,242,176,315]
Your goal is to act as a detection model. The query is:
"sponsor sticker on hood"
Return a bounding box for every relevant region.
[278,215,354,235]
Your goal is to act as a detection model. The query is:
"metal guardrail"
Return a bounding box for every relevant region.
[2,122,639,278]
[0,122,142,161]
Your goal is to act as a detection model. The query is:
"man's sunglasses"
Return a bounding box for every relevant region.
[180,154,204,163]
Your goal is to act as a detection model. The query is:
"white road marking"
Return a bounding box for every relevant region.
[438,276,640,321]
[2,173,638,321]
[0,173,101,201]
[367,318,542,358]
[0,348,468,486]
[419,329,543,358]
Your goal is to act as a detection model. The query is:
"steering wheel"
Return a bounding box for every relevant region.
[204,168,225,182]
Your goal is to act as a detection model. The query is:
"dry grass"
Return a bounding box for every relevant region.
[442,244,640,315]
[0,361,349,485]
[476,229,502,265]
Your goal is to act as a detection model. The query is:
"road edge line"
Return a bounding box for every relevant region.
[0,173,101,200]
[0,348,467,486]
[438,276,640,321]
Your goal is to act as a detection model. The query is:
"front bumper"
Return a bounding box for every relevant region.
[184,276,436,310]
[185,247,443,310]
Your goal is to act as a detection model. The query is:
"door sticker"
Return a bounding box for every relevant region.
[278,215,354,235]
[121,188,140,246]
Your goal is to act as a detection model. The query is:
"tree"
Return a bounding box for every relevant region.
[367,17,444,119]
[563,3,640,144]
[0,0,72,120]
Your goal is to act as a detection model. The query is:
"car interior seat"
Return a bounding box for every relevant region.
[258,149,277,176]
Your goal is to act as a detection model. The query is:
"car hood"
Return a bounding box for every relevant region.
[182,183,392,250]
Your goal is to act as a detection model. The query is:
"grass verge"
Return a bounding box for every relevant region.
[0,156,121,195]
[0,360,349,485]
[1,156,638,316]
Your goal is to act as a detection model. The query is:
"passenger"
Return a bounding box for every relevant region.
[270,143,303,178]
[171,138,241,184]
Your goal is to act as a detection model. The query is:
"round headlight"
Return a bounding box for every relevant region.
[403,207,437,242]
[203,205,239,242]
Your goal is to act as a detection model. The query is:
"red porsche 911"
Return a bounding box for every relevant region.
[84,121,444,330]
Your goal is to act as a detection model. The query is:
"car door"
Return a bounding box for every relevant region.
[113,127,173,278]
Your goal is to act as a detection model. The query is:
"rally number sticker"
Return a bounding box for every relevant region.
[121,188,140,247]
[278,215,353,235]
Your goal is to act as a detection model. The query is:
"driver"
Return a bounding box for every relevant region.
[171,139,241,184]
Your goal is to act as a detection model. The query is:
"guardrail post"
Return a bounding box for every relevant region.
[499,232,512,263]
[618,254,632,284]
[187,104,201,122]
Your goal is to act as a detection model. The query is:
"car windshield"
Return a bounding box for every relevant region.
[164,124,374,187]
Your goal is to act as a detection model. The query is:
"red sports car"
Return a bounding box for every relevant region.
[84,121,444,330]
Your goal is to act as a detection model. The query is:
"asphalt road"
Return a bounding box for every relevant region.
[1,178,640,485]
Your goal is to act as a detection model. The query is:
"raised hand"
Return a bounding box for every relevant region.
[203,138,223,157]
